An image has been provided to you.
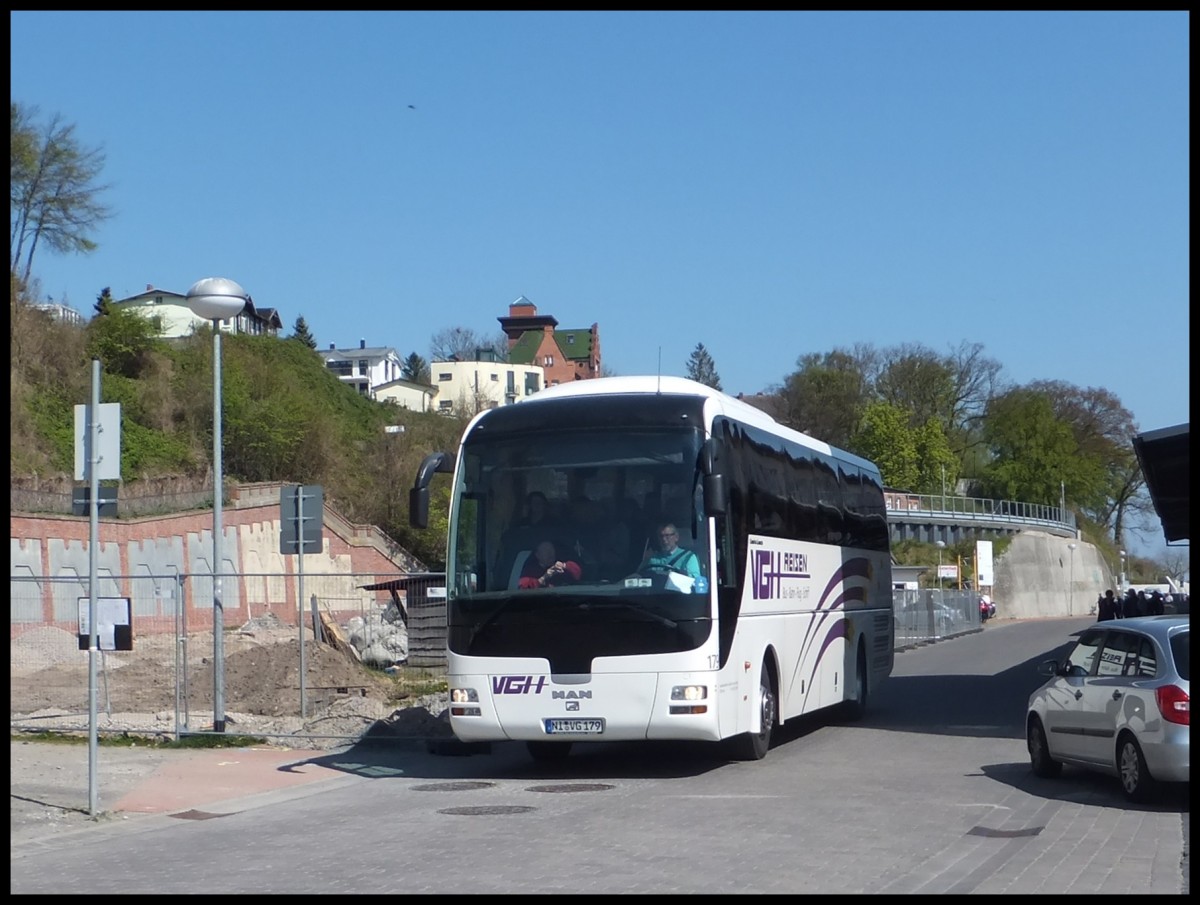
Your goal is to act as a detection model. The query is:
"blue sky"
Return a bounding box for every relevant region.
[11,11,1189,558]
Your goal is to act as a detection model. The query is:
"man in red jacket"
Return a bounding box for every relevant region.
[518,540,582,589]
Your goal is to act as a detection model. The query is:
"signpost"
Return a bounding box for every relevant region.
[280,485,323,716]
[75,363,121,816]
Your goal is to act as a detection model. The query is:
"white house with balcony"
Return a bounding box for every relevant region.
[112,285,282,337]
[431,349,544,415]
[322,340,405,398]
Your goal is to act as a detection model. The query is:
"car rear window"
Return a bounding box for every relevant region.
[1170,631,1189,681]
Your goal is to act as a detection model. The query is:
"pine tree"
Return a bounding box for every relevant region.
[685,342,722,390]
[290,315,317,349]
[402,352,431,384]
[93,286,114,317]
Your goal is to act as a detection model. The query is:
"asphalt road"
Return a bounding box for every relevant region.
[10,617,1188,894]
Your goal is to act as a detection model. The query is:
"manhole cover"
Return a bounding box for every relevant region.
[438,805,537,816]
[526,783,615,794]
[411,781,496,792]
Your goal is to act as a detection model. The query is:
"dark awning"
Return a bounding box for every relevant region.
[360,572,445,592]
[1132,423,1189,543]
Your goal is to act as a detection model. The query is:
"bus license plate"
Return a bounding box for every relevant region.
[544,718,605,735]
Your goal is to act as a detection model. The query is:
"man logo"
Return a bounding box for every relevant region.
[565,701,580,711]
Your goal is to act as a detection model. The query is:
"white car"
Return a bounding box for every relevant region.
[1026,615,1190,802]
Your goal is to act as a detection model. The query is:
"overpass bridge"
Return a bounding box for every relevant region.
[884,491,1076,546]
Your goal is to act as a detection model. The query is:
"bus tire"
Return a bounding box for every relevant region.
[841,645,869,721]
[527,740,572,761]
[728,661,775,761]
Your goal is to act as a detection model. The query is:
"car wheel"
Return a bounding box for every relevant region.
[1117,733,1157,803]
[527,740,572,761]
[728,661,775,761]
[1028,716,1062,778]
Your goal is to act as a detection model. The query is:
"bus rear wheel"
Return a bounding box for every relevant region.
[728,661,776,761]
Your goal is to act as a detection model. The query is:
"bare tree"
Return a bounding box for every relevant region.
[430,326,509,362]
[10,102,113,288]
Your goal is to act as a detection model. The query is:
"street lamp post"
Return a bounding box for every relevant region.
[1067,543,1077,616]
[934,539,946,589]
[1119,549,1127,592]
[186,277,248,734]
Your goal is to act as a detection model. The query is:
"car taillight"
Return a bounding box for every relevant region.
[1155,684,1189,726]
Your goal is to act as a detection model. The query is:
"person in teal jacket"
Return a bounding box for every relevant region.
[643,522,701,579]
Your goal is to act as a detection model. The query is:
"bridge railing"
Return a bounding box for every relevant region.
[884,491,1075,532]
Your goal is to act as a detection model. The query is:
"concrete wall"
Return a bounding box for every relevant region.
[10,501,427,638]
[992,530,1116,620]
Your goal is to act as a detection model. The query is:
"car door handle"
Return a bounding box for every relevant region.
[1074,691,1083,700]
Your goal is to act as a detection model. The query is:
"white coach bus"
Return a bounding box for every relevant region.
[409,376,894,761]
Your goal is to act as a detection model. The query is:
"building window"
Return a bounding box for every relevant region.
[543,356,554,367]
[438,372,452,382]
[359,359,369,374]
[439,400,454,411]
[490,373,499,382]
[567,335,574,344]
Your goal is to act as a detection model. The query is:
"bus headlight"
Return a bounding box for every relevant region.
[670,685,709,714]
[450,686,481,716]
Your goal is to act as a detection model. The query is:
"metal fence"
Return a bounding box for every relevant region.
[11,576,979,743]
[9,571,448,744]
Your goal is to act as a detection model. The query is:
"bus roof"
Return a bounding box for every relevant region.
[511,376,880,474]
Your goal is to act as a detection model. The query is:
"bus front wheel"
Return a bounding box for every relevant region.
[728,661,776,761]
[840,645,869,721]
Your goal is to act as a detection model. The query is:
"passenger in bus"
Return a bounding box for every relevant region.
[642,522,701,579]
[518,541,582,589]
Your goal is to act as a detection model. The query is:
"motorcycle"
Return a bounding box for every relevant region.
[979,595,996,623]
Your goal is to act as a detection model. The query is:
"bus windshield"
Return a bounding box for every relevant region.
[444,425,714,659]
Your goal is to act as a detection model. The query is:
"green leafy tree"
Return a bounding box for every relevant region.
[289,315,317,349]
[10,102,112,287]
[912,418,959,496]
[85,306,163,379]
[402,352,430,384]
[777,348,872,448]
[685,342,722,390]
[852,402,920,489]
[979,388,1087,504]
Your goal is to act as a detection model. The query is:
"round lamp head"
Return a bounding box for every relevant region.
[186,277,248,320]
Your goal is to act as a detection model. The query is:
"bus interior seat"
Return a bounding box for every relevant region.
[509,550,532,589]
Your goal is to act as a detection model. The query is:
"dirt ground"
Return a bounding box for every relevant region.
[10,613,450,749]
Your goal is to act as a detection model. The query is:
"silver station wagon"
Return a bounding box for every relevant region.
[1026,615,1190,802]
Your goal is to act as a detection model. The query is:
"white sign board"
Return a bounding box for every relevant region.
[937,564,959,580]
[77,596,132,650]
[74,403,122,481]
[976,540,995,587]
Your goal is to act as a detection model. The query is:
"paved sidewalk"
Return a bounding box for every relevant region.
[10,739,351,845]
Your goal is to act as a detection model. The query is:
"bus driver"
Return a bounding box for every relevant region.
[643,523,701,579]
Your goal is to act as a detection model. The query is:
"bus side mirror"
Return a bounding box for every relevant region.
[409,486,430,529]
[409,451,455,529]
[700,438,726,516]
[704,473,727,516]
